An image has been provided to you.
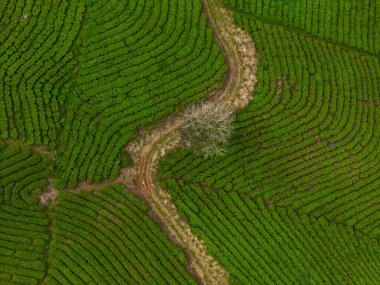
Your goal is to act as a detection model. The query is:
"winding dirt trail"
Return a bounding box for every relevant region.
[38,0,257,283]
[125,0,258,283]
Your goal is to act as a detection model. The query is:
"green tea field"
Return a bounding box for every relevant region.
[0,0,379,284]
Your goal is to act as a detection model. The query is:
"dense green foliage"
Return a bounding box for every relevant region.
[46,184,195,285]
[161,7,380,238]
[54,0,226,189]
[224,0,380,55]
[0,149,195,285]
[0,0,226,189]
[0,144,50,284]
[0,0,85,145]
[1,0,379,283]
[159,182,380,284]
[158,0,380,282]
[1,0,223,283]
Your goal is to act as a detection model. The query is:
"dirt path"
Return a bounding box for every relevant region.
[38,0,257,283]
[126,1,258,283]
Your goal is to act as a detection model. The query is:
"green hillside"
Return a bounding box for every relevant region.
[54,0,226,189]
[1,0,379,284]
[46,184,194,284]
[0,144,196,284]
[158,0,380,282]
[0,0,226,189]
[0,144,50,284]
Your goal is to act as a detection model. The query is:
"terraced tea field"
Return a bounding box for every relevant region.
[1,0,226,189]
[0,143,196,284]
[158,0,380,282]
[1,0,379,284]
[161,13,380,236]
[0,144,50,284]
[47,185,195,284]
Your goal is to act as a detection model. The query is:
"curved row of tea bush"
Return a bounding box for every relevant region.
[54,0,226,189]
[46,184,195,285]
[223,0,380,55]
[0,143,50,284]
[161,181,380,284]
[0,0,85,145]
[160,13,380,238]
[0,144,196,284]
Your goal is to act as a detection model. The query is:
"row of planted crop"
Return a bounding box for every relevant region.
[61,188,189,274]
[55,2,225,189]
[180,186,316,284]
[0,0,84,145]
[0,144,50,285]
[47,184,194,284]
[165,177,380,284]
[163,131,379,237]
[224,0,379,54]
[82,0,151,47]
[79,0,201,64]
[159,14,380,232]
[77,15,216,93]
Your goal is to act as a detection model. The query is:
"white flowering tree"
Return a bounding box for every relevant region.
[180,102,234,157]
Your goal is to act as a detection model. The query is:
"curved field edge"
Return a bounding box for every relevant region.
[0,0,86,146]
[126,0,258,283]
[35,3,258,283]
[53,0,227,189]
[45,184,195,285]
[157,0,380,283]
[159,2,380,238]
[0,143,51,284]
[0,143,198,284]
[159,181,380,284]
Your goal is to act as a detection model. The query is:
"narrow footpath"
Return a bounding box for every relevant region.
[126,0,258,282]
[38,0,258,283]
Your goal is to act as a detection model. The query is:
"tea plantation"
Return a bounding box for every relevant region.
[54,0,226,189]
[0,0,226,189]
[46,184,194,284]
[1,0,379,284]
[1,0,225,283]
[158,0,380,282]
[0,144,50,284]
[0,144,196,284]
